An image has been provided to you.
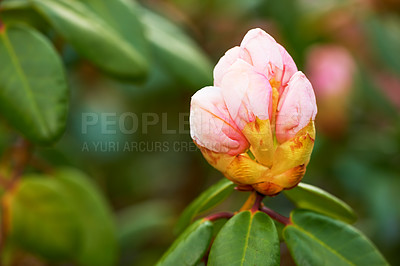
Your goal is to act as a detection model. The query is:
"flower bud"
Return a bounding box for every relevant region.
[190,28,318,196]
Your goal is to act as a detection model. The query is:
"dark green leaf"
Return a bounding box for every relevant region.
[0,24,68,144]
[157,219,213,266]
[140,7,212,88]
[208,211,280,266]
[54,168,117,266]
[175,178,235,234]
[283,209,389,266]
[284,182,356,223]
[32,0,149,79]
[6,175,80,260]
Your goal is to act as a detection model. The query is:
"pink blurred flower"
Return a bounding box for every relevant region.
[306,45,355,99]
[190,28,317,195]
[306,45,355,136]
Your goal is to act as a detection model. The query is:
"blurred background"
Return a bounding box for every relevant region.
[1,0,400,265]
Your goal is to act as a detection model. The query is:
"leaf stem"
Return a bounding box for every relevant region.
[204,211,234,222]
[260,206,291,225]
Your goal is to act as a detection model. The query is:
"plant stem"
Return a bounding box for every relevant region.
[251,192,265,213]
[260,206,291,225]
[204,211,234,222]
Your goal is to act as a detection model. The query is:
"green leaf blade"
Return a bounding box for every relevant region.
[175,179,235,234]
[6,176,80,260]
[5,169,117,265]
[0,24,68,144]
[208,211,280,266]
[32,0,149,80]
[284,182,357,223]
[140,8,212,88]
[54,168,118,266]
[283,209,389,266]
[157,219,213,266]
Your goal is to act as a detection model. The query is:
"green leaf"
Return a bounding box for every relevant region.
[0,24,68,144]
[284,182,356,224]
[54,168,117,266]
[283,209,389,266]
[5,169,117,265]
[5,175,80,260]
[175,179,235,234]
[31,0,149,79]
[140,7,213,88]
[208,211,280,266]
[117,200,173,249]
[156,219,213,266]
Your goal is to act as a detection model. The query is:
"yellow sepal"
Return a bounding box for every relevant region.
[242,117,274,167]
[270,120,315,176]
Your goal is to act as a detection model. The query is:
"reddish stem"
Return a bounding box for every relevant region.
[260,206,291,225]
[251,192,265,213]
[204,211,234,222]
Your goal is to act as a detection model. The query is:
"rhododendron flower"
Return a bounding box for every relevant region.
[190,28,317,196]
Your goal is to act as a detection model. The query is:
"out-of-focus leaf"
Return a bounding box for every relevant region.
[365,15,400,75]
[4,169,117,265]
[208,211,280,266]
[284,182,356,223]
[156,219,213,266]
[175,178,235,234]
[140,7,213,88]
[0,0,47,29]
[4,175,80,260]
[117,200,174,249]
[54,168,117,266]
[31,0,149,80]
[283,209,389,265]
[0,24,68,144]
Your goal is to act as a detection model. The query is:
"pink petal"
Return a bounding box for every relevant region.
[220,59,272,130]
[239,28,283,78]
[275,43,298,95]
[214,46,240,87]
[276,72,317,143]
[190,86,249,155]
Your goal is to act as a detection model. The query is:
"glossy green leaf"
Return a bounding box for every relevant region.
[208,211,280,266]
[0,24,68,144]
[54,168,117,266]
[140,7,213,88]
[284,182,356,223]
[6,175,80,260]
[175,178,235,234]
[32,0,149,79]
[157,219,213,266]
[283,209,389,266]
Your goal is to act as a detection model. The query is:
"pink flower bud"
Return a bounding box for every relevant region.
[276,72,317,143]
[190,28,318,196]
[190,86,249,156]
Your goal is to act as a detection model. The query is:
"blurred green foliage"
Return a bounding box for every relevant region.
[0,0,399,265]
